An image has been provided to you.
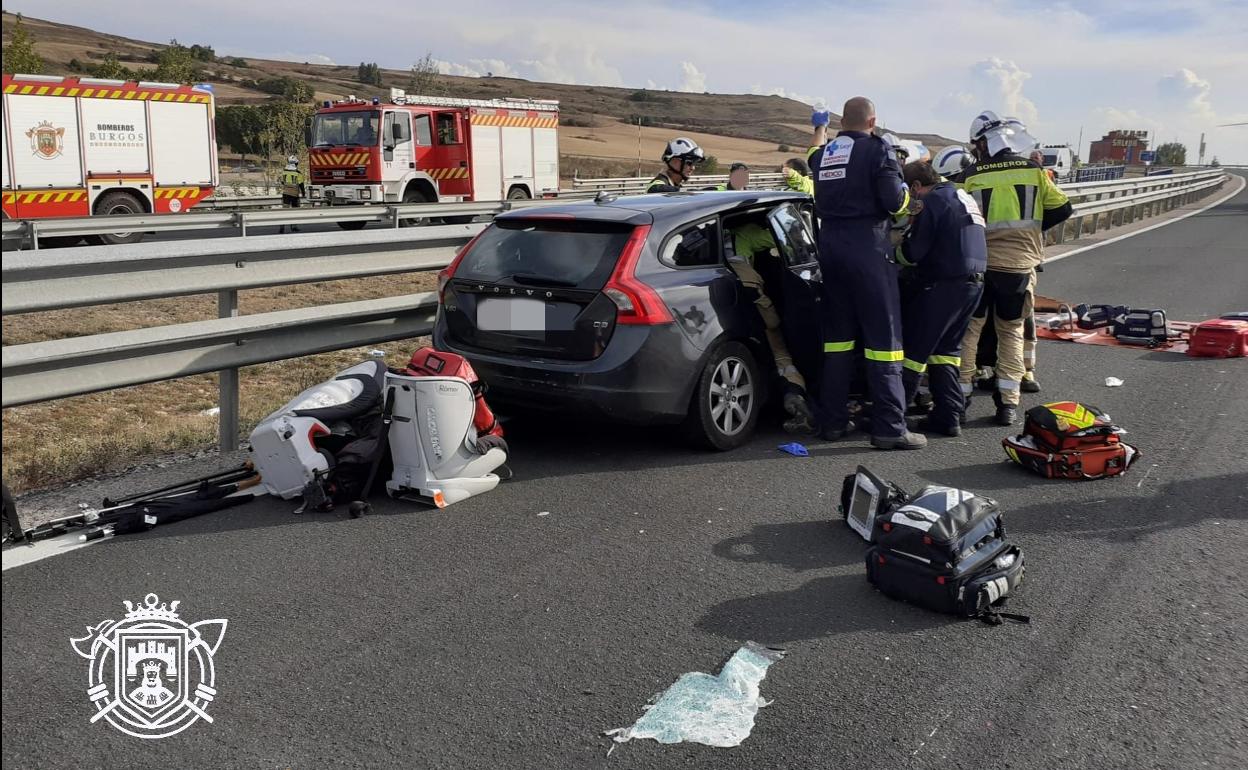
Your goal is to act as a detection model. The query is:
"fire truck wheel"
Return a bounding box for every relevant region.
[399,188,431,228]
[506,186,532,200]
[89,191,146,245]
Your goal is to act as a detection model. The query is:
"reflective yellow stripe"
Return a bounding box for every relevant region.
[903,358,928,373]
[890,187,910,217]
[928,354,961,367]
[865,348,904,362]
[824,340,856,353]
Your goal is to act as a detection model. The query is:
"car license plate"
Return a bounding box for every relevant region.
[477,298,546,332]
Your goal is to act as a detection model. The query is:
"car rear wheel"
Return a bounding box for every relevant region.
[682,341,760,451]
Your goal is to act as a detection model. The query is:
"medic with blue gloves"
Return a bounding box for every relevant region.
[808,97,926,450]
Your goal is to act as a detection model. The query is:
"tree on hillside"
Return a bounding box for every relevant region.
[189,43,215,63]
[262,101,313,158]
[154,39,199,83]
[1154,142,1186,166]
[357,62,383,86]
[93,52,133,80]
[3,15,44,74]
[216,105,266,165]
[1210,157,1220,167]
[256,76,313,103]
[407,52,443,96]
[281,78,314,104]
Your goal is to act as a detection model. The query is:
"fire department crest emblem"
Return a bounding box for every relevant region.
[25,120,65,159]
[70,593,227,739]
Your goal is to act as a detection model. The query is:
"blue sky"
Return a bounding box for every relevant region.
[13,0,1248,162]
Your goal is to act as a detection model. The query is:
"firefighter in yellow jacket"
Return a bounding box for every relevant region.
[957,112,1072,425]
[279,155,305,234]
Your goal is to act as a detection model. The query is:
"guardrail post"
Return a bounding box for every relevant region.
[218,290,240,452]
[28,221,40,251]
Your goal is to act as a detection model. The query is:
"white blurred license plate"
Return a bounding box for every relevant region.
[477,298,546,331]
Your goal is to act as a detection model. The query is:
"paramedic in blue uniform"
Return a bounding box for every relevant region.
[808,96,926,450]
[896,160,987,436]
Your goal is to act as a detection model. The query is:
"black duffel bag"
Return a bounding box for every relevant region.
[866,542,1028,624]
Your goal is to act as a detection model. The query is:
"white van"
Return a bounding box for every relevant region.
[1040,145,1075,182]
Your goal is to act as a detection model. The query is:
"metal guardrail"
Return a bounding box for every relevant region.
[1053,173,1227,244]
[5,171,1212,248]
[2,225,484,315]
[3,293,438,409]
[1,196,588,248]
[1,169,1229,452]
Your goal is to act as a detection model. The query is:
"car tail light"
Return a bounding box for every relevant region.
[603,225,672,325]
[438,230,485,304]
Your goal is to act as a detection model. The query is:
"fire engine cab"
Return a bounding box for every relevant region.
[1,73,217,244]
[307,90,559,226]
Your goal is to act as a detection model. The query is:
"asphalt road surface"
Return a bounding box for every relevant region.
[4,177,1245,769]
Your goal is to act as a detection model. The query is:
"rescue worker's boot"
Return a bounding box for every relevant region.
[870,431,928,450]
[911,390,934,414]
[992,390,1018,426]
[915,417,961,437]
[819,420,857,441]
[782,384,817,435]
[1021,370,1041,393]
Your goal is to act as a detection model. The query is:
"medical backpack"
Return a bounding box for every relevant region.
[1003,402,1140,480]
[866,542,1027,623]
[873,486,1006,569]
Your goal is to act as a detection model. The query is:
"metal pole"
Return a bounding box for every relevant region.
[217,290,240,452]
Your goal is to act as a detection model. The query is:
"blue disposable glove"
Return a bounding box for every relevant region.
[811,109,831,128]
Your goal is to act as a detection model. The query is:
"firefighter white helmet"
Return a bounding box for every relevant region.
[662,137,705,164]
[882,132,907,158]
[970,110,1034,157]
[285,155,299,170]
[1002,116,1039,152]
[934,145,974,178]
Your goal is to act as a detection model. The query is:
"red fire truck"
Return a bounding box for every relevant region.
[1,74,218,244]
[307,90,559,227]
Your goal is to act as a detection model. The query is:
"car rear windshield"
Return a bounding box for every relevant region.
[455,219,635,290]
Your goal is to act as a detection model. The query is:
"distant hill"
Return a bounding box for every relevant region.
[2,12,958,177]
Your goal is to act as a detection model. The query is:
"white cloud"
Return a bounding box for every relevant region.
[1157,68,1216,122]
[517,44,624,86]
[678,61,706,93]
[433,58,518,78]
[750,85,823,108]
[955,58,1039,127]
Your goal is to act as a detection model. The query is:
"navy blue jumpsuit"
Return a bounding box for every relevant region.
[809,130,910,437]
[897,182,988,430]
